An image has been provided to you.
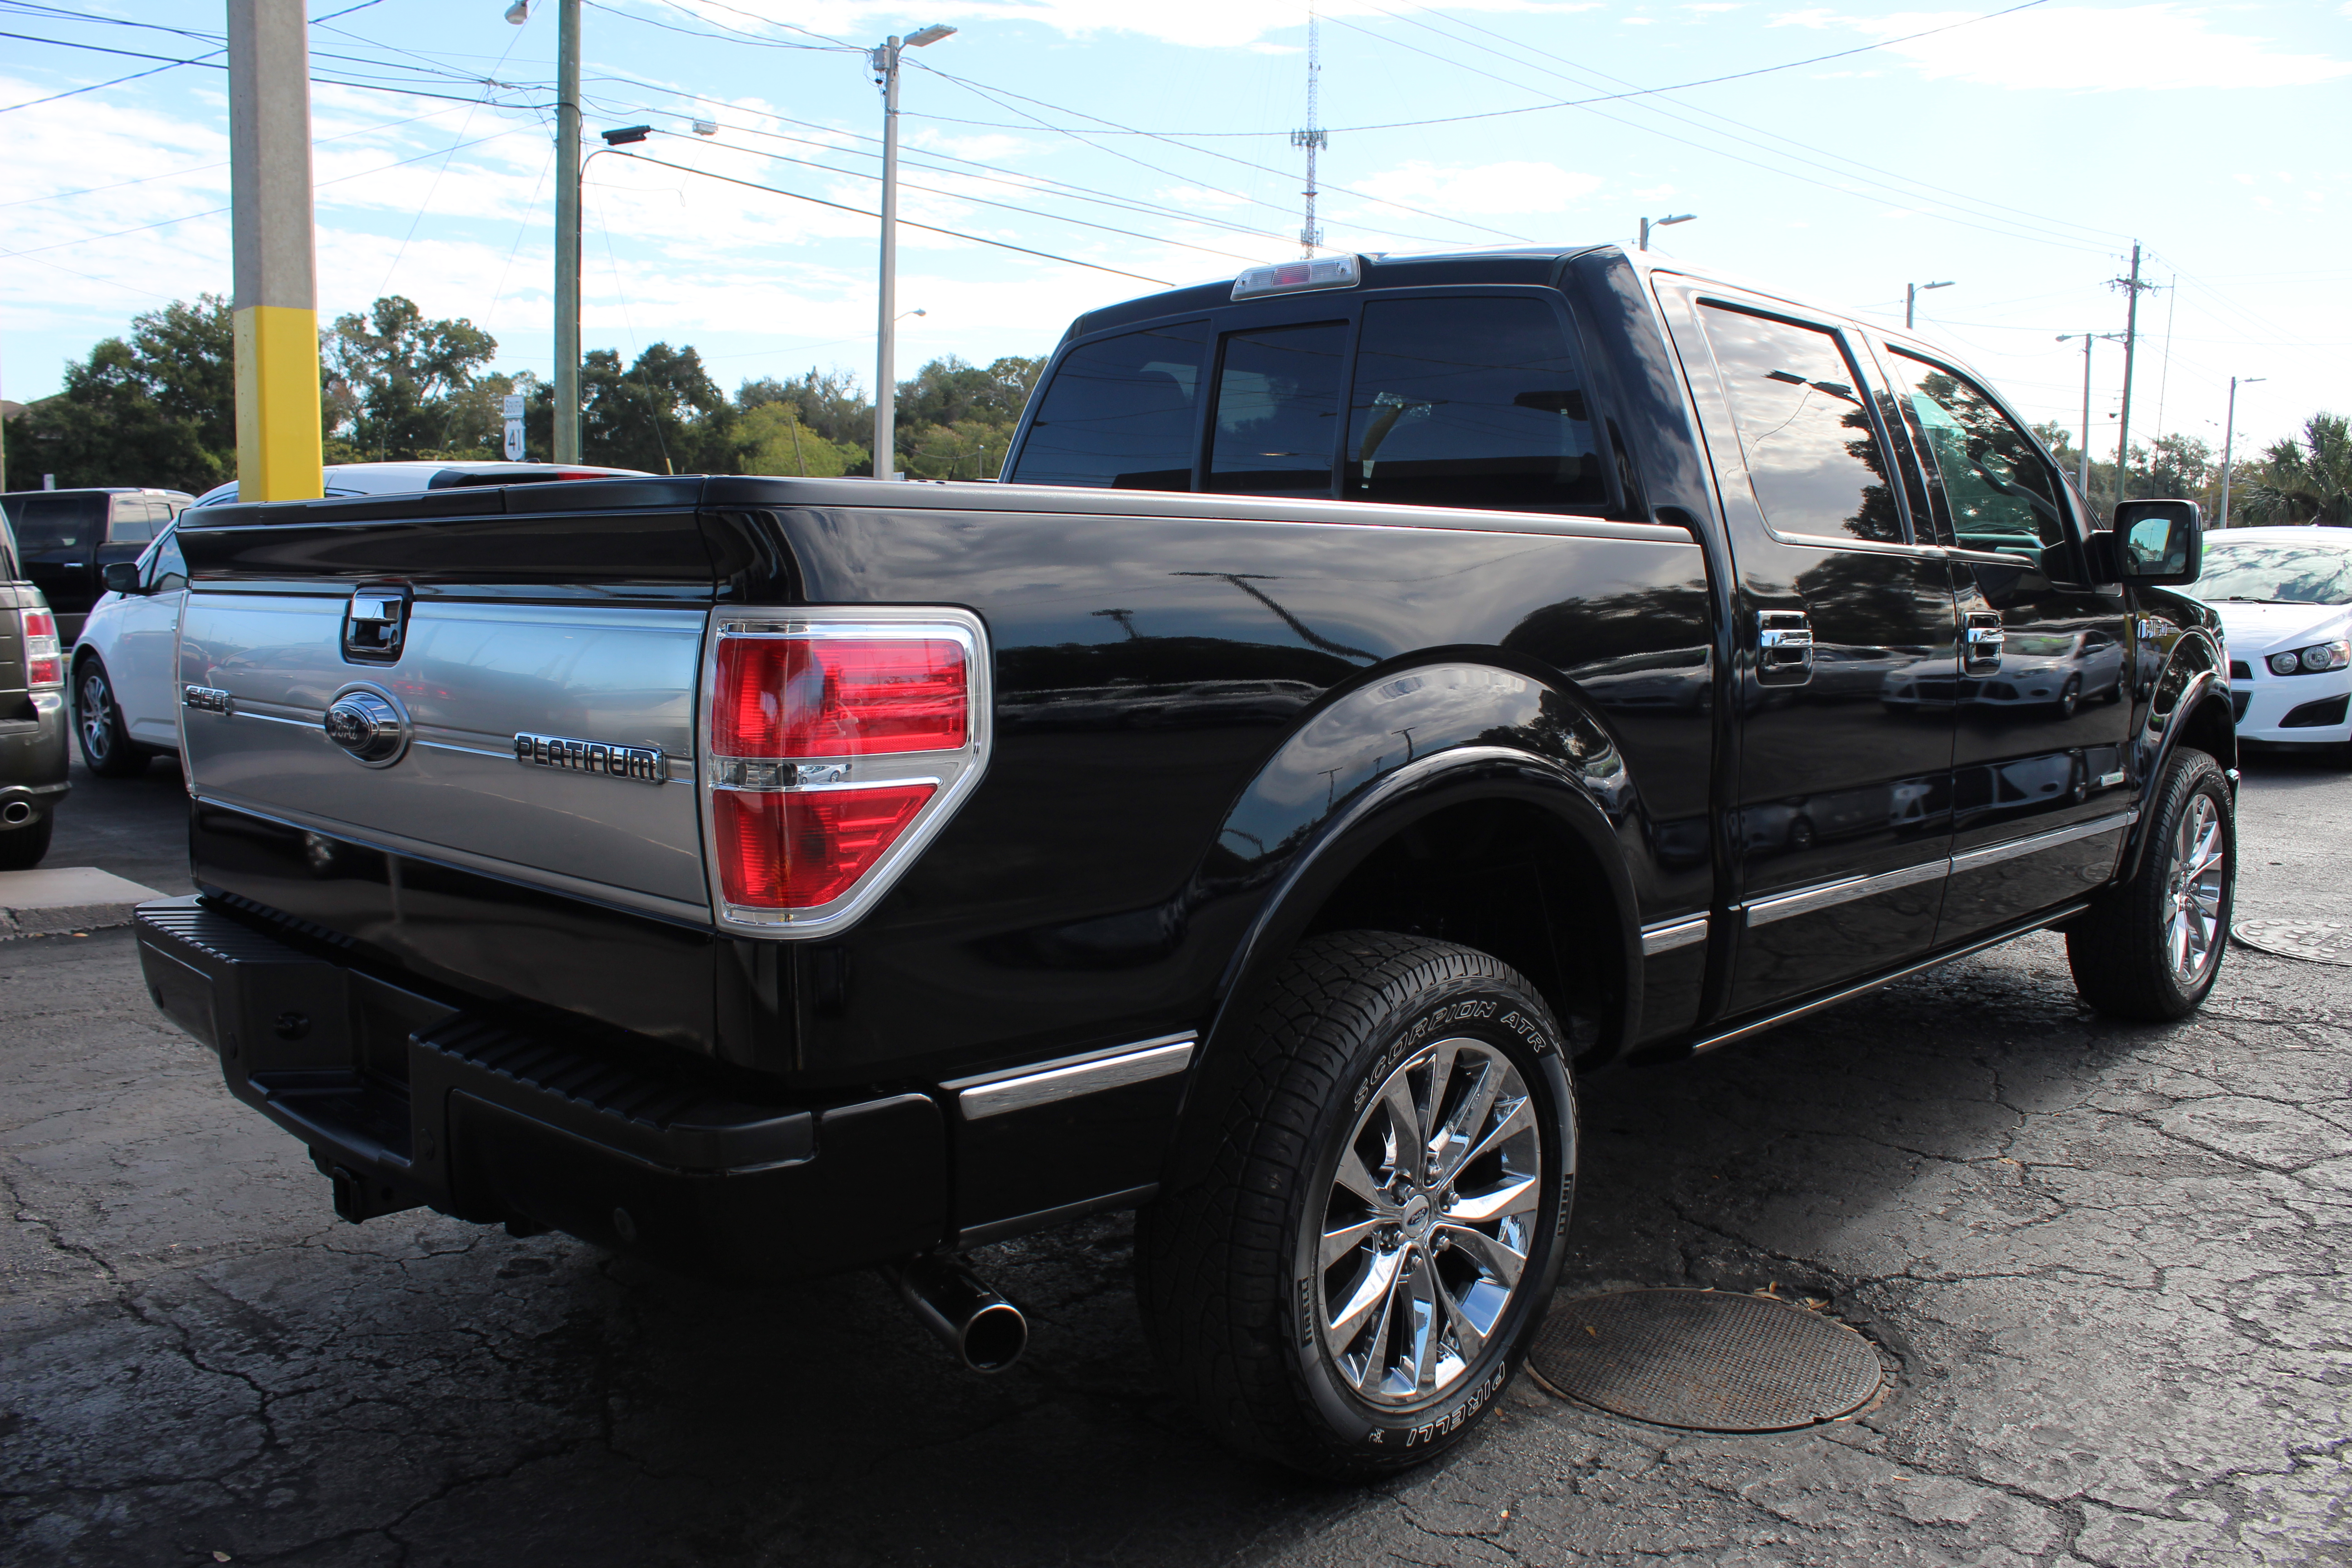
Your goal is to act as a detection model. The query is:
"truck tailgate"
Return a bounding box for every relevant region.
[181,592,707,917]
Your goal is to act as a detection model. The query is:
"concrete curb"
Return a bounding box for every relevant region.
[0,867,166,939]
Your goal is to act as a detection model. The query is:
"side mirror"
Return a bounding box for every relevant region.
[102,561,144,595]
[2090,499,2202,587]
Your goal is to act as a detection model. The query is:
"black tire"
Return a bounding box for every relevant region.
[74,657,150,778]
[2067,747,2233,1021]
[0,813,53,870]
[1136,931,1577,1479]
[2055,676,2081,718]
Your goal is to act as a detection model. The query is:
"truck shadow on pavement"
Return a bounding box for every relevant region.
[10,925,2332,1567]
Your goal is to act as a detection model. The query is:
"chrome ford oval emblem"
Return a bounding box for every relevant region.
[322,689,411,768]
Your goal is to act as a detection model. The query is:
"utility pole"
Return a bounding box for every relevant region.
[1906,279,1953,331]
[2111,243,2155,504]
[552,0,582,462]
[2215,375,2264,529]
[870,25,956,481]
[2059,333,2094,498]
[228,0,322,501]
[1291,5,1326,258]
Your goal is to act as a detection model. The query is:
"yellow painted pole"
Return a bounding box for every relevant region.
[228,0,322,502]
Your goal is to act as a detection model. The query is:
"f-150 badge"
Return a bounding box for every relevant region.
[514,732,666,784]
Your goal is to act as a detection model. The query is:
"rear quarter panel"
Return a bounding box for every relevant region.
[713,500,1714,1085]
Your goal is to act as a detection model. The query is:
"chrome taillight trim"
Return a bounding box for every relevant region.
[698,607,991,939]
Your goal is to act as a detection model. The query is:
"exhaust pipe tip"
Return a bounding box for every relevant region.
[0,801,30,825]
[882,1254,1028,1373]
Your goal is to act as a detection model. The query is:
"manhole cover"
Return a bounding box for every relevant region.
[2234,920,2352,966]
[1529,1289,1883,1432]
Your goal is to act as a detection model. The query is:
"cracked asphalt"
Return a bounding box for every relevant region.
[5,750,2349,1567]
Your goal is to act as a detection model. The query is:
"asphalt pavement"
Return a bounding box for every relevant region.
[4,748,2349,1567]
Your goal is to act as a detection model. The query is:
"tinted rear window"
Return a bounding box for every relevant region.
[1344,296,1606,511]
[1009,321,1206,490]
[11,494,106,551]
[1207,321,1348,496]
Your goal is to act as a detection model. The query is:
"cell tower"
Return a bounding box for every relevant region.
[1291,5,1325,257]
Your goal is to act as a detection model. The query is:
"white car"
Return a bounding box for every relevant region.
[2199,525,2352,755]
[71,461,647,776]
[1965,627,2126,716]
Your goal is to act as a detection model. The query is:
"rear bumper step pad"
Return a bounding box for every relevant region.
[135,896,945,1278]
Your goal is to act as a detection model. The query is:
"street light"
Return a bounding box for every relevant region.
[1639,212,1695,251]
[2057,331,2127,500]
[1905,279,1953,330]
[600,124,651,146]
[872,24,956,480]
[503,0,529,22]
[2216,376,2265,528]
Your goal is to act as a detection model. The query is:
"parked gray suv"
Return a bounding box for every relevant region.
[0,510,70,867]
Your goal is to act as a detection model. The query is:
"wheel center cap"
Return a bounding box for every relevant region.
[1401,1193,1432,1240]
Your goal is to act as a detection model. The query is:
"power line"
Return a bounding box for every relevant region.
[1319,7,2113,256]
[600,150,1177,286]
[898,0,2055,138]
[1363,0,2128,251]
[908,63,1529,246]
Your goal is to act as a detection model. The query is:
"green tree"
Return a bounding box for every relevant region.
[741,367,873,461]
[2242,413,2352,528]
[580,342,744,474]
[323,296,500,460]
[738,401,862,477]
[2,294,237,493]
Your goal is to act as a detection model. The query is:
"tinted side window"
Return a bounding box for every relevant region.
[1207,322,1348,495]
[1345,296,1605,511]
[147,531,188,592]
[108,499,162,544]
[1009,321,1206,491]
[15,494,106,551]
[1889,352,2066,556]
[1699,304,1905,545]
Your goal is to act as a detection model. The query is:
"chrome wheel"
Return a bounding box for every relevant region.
[77,668,116,763]
[1317,1037,1541,1407]
[2164,792,2225,985]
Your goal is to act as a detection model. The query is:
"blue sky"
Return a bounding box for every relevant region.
[3,0,2347,458]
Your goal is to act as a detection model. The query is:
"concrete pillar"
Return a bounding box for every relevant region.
[228,0,323,502]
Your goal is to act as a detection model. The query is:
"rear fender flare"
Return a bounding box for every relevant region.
[1191,662,1646,1102]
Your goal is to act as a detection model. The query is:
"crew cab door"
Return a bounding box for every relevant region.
[1872,344,2136,942]
[113,528,188,745]
[1661,284,1958,1014]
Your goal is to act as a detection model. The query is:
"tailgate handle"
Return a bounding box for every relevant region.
[343,589,410,664]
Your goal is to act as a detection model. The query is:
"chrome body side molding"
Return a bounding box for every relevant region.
[1949,810,2135,874]
[1740,809,2136,927]
[944,1032,1198,1121]
[1640,914,1710,955]
[1743,857,1947,927]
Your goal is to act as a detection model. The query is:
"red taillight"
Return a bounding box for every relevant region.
[715,637,966,757]
[706,625,978,919]
[21,608,61,688]
[715,784,934,908]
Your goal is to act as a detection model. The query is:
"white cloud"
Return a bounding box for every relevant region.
[647,0,1604,51]
[1349,159,1604,217]
[1795,5,2352,91]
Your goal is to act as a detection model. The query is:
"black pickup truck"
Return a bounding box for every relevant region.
[136,246,2234,1477]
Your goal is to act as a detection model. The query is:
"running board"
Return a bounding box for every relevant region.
[1685,902,2092,1056]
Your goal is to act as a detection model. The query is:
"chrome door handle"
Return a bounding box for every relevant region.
[1963,612,2004,675]
[1757,610,1814,686]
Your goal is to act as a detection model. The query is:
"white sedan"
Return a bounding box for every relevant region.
[70,461,645,776]
[2199,526,2352,756]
